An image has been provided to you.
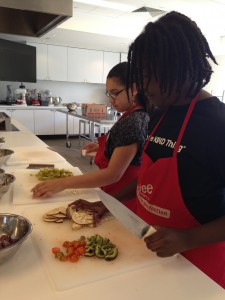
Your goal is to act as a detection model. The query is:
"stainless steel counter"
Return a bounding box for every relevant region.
[57,108,115,148]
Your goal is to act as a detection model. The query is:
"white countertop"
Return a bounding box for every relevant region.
[0,119,224,299]
[0,104,67,110]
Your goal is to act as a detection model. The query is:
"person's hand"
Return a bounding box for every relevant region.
[31,178,66,198]
[68,199,108,221]
[144,226,190,257]
[82,143,99,154]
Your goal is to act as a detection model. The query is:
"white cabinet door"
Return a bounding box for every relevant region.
[34,110,55,135]
[103,52,120,84]
[28,43,48,80]
[0,109,12,117]
[120,52,128,62]
[28,43,67,81]
[47,45,68,81]
[11,110,34,133]
[87,49,104,83]
[68,48,103,83]
[54,111,74,135]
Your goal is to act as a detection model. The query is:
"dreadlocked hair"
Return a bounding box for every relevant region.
[127,11,217,104]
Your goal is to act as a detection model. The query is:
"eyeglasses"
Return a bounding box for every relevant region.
[105,89,125,99]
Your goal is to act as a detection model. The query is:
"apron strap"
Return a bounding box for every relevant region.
[144,110,167,150]
[173,96,198,157]
[144,96,198,154]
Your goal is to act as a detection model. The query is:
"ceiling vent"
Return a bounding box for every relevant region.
[132,6,166,18]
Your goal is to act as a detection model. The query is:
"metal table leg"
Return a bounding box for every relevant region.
[66,113,71,148]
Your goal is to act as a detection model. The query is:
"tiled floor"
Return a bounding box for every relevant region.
[40,136,98,174]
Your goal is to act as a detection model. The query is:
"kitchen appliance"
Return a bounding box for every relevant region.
[98,190,155,238]
[0,0,72,37]
[6,85,13,102]
[14,83,27,105]
[0,39,36,83]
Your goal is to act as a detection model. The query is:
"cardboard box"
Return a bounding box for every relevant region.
[82,103,107,118]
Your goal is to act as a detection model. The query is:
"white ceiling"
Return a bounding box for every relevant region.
[1,0,225,54]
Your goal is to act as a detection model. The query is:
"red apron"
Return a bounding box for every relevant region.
[94,105,141,213]
[137,97,225,288]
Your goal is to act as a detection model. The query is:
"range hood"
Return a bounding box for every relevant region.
[0,0,73,37]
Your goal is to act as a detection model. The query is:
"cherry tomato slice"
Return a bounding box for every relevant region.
[52,247,60,254]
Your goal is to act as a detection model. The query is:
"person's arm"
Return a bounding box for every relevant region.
[144,215,225,257]
[113,177,138,202]
[31,143,138,198]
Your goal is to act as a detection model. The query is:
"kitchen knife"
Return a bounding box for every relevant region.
[26,164,55,169]
[98,190,156,239]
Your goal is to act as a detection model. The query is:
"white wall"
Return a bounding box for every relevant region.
[205,55,225,98]
[0,80,108,105]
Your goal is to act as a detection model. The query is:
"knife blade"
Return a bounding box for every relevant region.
[98,190,156,239]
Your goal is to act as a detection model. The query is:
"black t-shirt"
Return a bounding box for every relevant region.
[146,97,225,224]
[105,109,150,166]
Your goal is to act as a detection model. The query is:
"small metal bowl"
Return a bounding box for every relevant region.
[0,173,15,198]
[0,149,14,166]
[0,213,32,264]
[67,103,77,111]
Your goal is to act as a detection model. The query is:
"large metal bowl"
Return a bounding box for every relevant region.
[0,213,32,264]
[0,149,14,166]
[0,173,16,198]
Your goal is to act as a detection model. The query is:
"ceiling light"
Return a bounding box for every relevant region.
[133,6,167,18]
[73,0,136,11]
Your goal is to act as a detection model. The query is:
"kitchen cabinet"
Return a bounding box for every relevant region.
[0,108,34,132]
[34,109,55,135]
[68,47,103,83]
[54,111,74,135]
[47,45,67,81]
[103,51,120,83]
[28,43,48,80]
[28,43,67,81]
[11,110,34,132]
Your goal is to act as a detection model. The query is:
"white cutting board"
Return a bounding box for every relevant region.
[23,202,173,291]
[5,147,66,165]
[13,167,100,205]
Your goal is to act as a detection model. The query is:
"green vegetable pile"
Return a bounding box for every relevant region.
[35,168,73,181]
[84,234,118,261]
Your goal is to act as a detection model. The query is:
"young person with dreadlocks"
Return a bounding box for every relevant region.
[70,11,225,288]
[32,62,150,213]
[123,11,225,288]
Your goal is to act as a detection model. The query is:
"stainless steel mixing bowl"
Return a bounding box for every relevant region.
[0,173,16,198]
[0,149,14,166]
[0,213,32,264]
[67,103,77,111]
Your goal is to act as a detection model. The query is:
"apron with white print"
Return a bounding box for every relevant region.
[137,97,225,288]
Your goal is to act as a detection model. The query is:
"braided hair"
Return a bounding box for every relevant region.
[127,11,217,106]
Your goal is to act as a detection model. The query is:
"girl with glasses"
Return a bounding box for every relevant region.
[32,62,150,213]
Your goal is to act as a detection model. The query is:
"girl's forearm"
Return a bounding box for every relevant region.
[61,168,122,190]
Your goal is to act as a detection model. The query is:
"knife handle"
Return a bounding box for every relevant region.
[143,226,156,238]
